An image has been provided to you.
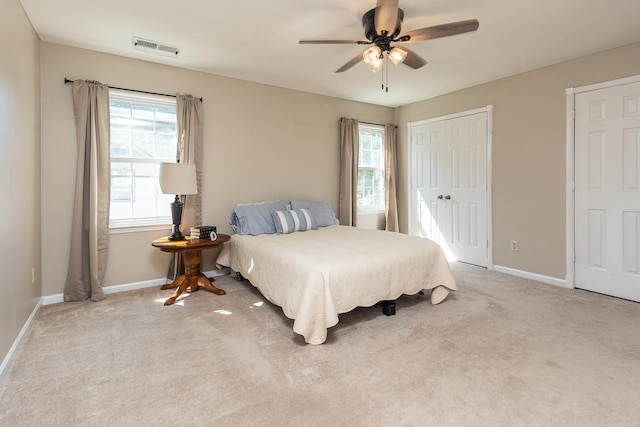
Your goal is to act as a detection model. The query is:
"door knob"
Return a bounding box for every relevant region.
[444,195,451,200]
[437,195,443,199]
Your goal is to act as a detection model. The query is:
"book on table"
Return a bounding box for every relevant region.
[190,225,217,239]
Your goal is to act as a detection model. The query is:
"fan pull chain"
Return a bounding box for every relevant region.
[381,54,389,92]
[381,55,385,91]
[385,55,389,92]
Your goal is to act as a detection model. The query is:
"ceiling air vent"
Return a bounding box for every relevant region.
[133,36,180,57]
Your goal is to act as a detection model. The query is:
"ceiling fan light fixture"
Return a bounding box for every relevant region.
[363,45,382,65]
[388,47,407,65]
[299,1,479,80]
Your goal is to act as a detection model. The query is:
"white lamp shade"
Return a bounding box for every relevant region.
[159,162,197,195]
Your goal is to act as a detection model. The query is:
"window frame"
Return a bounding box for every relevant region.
[108,89,178,232]
[357,124,386,214]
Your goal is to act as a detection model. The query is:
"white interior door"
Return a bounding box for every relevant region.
[409,110,489,267]
[575,81,640,302]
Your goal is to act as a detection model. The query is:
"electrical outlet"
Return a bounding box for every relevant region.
[510,240,519,251]
[31,267,36,283]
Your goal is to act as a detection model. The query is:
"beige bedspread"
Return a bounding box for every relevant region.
[217,225,456,344]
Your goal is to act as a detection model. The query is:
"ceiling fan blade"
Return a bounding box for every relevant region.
[375,0,399,36]
[299,39,370,45]
[398,19,479,43]
[335,53,364,73]
[399,47,427,70]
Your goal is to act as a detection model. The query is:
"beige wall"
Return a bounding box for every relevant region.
[40,43,395,296]
[397,41,640,280]
[0,1,41,365]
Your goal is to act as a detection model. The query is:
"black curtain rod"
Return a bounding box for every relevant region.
[341,117,397,128]
[64,78,203,102]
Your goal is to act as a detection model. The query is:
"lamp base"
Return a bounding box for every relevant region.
[168,196,186,241]
[168,230,186,241]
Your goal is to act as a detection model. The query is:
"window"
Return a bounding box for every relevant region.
[109,89,178,229]
[358,124,385,213]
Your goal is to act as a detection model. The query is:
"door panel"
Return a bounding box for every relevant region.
[623,212,639,274]
[623,128,639,190]
[588,209,606,269]
[575,81,640,302]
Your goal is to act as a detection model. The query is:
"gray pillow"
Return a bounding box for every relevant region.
[290,200,340,227]
[230,200,288,235]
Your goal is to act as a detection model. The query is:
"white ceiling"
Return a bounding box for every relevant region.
[20,0,640,107]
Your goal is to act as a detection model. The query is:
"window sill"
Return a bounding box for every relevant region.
[357,208,386,215]
[109,223,172,235]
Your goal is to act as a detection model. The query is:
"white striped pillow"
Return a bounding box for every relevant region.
[271,209,317,234]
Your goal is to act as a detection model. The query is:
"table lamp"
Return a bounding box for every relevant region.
[159,162,197,241]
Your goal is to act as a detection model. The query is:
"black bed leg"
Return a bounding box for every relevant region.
[381,301,396,316]
[235,272,244,281]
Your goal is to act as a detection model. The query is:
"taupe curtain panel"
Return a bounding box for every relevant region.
[166,94,203,281]
[338,118,359,226]
[177,94,203,229]
[384,124,399,232]
[64,80,110,302]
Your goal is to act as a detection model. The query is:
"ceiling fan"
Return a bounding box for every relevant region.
[299,0,479,74]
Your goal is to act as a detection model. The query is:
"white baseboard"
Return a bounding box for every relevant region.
[41,278,163,305]
[0,297,42,380]
[492,265,569,288]
[204,267,231,278]
[41,267,231,306]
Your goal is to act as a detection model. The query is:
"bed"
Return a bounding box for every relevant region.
[216,200,457,344]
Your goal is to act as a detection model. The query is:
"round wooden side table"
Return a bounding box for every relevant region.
[151,234,230,305]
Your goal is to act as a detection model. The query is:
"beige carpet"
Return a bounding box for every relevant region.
[0,263,638,426]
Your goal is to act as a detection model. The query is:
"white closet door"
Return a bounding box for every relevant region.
[575,81,640,301]
[410,111,488,267]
